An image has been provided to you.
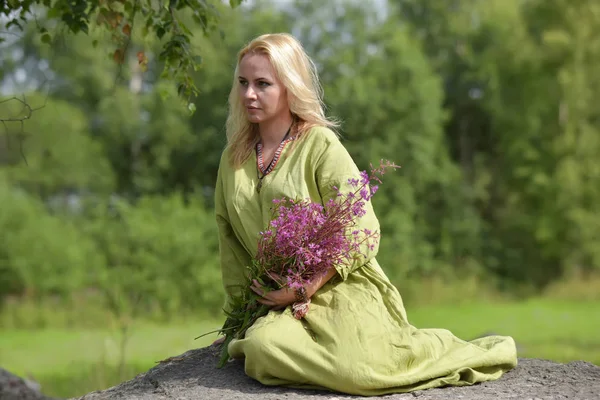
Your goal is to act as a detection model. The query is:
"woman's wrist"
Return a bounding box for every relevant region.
[305,267,338,298]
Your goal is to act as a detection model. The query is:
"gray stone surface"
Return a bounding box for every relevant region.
[74,345,600,400]
[0,367,55,400]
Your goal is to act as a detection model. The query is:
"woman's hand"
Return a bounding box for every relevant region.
[250,267,339,311]
[250,278,296,310]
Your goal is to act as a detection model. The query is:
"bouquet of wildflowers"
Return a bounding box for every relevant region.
[200,160,399,367]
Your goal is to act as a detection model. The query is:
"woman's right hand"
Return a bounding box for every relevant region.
[212,336,226,346]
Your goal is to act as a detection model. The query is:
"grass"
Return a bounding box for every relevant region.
[407,298,600,365]
[0,319,221,398]
[1,297,598,399]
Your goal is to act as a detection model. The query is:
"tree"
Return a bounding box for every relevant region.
[280,1,480,283]
[0,0,245,117]
[391,0,600,288]
[0,92,115,196]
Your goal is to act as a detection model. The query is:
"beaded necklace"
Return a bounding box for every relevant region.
[256,125,293,193]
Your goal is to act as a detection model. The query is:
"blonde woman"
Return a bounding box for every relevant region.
[214,32,517,396]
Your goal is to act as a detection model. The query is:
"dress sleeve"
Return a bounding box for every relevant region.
[215,160,252,314]
[314,134,381,281]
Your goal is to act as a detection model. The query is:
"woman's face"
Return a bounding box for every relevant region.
[238,53,290,125]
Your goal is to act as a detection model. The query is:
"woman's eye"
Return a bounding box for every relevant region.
[258,81,270,87]
[239,80,248,86]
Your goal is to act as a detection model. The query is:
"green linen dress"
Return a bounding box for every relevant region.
[214,126,518,396]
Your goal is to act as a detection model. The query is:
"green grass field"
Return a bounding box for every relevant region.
[1,298,599,399]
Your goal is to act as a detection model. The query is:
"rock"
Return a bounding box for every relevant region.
[73,345,600,400]
[0,367,55,400]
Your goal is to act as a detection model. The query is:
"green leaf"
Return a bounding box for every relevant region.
[172,34,189,44]
[188,102,197,115]
[177,83,185,97]
[79,21,89,35]
[145,16,154,29]
[46,7,60,19]
[7,19,23,30]
[41,33,52,44]
[124,1,133,14]
[158,87,171,102]
[178,20,194,37]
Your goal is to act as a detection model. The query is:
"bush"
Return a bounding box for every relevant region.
[1,174,223,322]
[80,192,222,319]
[0,177,99,302]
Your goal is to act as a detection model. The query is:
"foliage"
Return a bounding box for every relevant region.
[0,177,99,302]
[1,0,600,322]
[0,93,115,195]
[82,194,220,320]
[3,3,600,396]
[0,0,245,112]
[0,176,221,321]
[390,0,600,287]
[291,1,480,282]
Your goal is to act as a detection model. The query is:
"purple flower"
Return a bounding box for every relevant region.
[360,188,370,201]
[360,171,369,185]
[253,159,400,320]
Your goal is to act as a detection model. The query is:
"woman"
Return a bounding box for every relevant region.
[214,32,517,396]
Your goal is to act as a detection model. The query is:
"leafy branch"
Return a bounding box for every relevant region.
[0,0,246,113]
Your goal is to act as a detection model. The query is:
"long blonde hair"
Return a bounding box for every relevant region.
[225,32,339,168]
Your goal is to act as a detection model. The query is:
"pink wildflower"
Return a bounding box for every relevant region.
[254,159,400,319]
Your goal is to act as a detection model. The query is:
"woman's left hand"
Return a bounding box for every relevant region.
[250,278,296,310]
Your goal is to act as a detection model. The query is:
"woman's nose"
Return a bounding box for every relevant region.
[244,86,257,100]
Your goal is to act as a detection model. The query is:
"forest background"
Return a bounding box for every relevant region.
[1,0,599,398]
